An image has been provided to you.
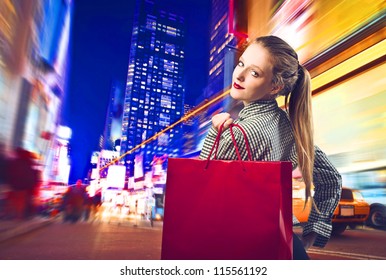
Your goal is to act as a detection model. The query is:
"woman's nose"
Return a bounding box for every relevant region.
[235,69,245,82]
[236,74,245,82]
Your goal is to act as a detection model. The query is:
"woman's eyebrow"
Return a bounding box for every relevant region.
[239,57,264,75]
[250,63,264,74]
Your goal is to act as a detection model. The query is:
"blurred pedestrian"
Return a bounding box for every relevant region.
[83,190,93,221]
[6,147,39,219]
[115,192,125,216]
[0,143,11,218]
[62,179,87,223]
[92,189,102,208]
[88,189,102,218]
[199,35,342,259]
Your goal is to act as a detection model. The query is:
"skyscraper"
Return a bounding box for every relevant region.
[206,0,247,98]
[120,0,186,175]
[194,0,248,151]
[102,80,124,151]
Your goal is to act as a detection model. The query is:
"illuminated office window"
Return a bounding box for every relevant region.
[164,59,174,72]
[161,95,171,108]
[165,43,175,55]
[159,113,170,126]
[146,18,156,30]
[162,77,173,90]
[166,26,177,36]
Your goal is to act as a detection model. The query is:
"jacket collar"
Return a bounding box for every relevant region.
[238,99,279,120]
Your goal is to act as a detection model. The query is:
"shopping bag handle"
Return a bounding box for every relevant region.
[208,121,226,160]
[229,123,253,161]
[207,122,253,162]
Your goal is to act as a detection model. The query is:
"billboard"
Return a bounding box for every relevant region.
[106,165,126,189]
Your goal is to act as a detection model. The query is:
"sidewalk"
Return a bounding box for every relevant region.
[0,213,162,244]
[0,216,56,243]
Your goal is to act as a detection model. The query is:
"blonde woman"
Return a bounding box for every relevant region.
[199,35,342,259]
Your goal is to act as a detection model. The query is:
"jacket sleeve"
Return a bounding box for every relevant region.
[303,146,342,247]
[199,126,218,160]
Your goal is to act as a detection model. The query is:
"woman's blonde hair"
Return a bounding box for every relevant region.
[253,36,315,206]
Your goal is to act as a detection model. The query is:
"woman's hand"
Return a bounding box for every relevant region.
[212,113,234,131]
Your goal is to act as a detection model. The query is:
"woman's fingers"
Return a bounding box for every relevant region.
[212,113,233,130]
[222,118,234,129]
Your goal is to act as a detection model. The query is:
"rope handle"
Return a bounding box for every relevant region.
[229,123,253,161]
[206,122,253,168]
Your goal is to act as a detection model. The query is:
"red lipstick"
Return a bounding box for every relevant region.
[233,82,244,89]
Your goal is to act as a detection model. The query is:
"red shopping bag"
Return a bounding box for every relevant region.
[161,124,293,260]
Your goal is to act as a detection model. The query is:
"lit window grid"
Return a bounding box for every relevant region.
[120,2,186,172]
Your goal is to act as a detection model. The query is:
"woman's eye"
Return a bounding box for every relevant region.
[250,70,258,77]
[237,61,244,67]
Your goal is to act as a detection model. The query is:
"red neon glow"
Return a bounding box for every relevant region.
[228,0,248,39]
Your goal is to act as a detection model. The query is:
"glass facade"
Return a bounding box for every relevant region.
[103,80,124,151]
[120,0,186,174]
[207,0,246,97]
[194,0,247,152]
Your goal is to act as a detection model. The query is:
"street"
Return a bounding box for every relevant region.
[0,216,162,260]
[0,213,385,260]
[305,226,386,260]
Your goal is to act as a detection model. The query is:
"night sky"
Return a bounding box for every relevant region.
[63,0,211,183]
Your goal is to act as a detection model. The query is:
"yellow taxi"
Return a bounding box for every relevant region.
[292,178,370,235]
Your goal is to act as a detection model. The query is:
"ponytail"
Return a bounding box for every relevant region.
[285,65,314,207]
[253,36,315,208]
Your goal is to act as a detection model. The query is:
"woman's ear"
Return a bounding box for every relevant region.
[271,83,283,95]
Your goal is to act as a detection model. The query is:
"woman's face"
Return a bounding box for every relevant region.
[230,43,277,105]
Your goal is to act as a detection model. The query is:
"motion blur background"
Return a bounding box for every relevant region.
[0,0,385,224]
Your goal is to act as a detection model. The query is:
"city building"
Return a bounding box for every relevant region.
[0,0,73,183]
[206,0,247,98]
[49,125,72,184]
[180,103,196,156]
[120,0,186,176]
[102,80,125,152]
[194,0,248,152]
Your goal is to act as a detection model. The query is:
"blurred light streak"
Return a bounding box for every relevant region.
[277,38,385,107]
[311,39,385,91]
[99,88,231,171]
[293,0,384,60]
[312,62,386,173]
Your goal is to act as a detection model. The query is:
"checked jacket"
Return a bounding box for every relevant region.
[199,99,342,248]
